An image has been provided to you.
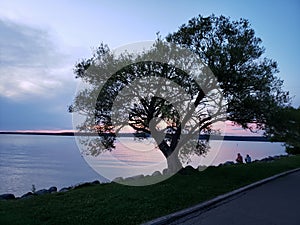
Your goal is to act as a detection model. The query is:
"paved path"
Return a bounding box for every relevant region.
[169,171,300,225]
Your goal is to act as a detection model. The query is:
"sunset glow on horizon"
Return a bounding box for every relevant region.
[0,120,263,137]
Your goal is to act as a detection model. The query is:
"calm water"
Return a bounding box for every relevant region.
[0,134,286,196]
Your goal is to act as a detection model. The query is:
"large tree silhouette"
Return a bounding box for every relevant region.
[70,15,289,173]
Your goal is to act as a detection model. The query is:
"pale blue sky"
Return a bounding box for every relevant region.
[0,0,299,131]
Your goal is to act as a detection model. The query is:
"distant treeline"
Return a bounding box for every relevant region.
[0,131,271,142]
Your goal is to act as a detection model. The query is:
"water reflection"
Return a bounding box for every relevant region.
[0,135,286,195]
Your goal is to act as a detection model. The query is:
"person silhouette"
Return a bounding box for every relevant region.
[236,153,243,164]
[245,154,252,163]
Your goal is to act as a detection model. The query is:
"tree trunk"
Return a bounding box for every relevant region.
[166,151,182,173]
[152,130,182,173]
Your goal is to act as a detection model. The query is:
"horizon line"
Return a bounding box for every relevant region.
[0,131,272,142]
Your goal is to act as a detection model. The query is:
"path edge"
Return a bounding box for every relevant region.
[141,167,300,225]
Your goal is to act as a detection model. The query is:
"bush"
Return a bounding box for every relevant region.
[286,146,300,155]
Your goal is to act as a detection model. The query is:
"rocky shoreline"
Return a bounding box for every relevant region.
[0,154,290,201]
[0,180,102,200]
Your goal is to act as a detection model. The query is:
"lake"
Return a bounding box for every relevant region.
[0,134,286,196]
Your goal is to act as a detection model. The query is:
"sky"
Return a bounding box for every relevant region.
[0,0,299,132]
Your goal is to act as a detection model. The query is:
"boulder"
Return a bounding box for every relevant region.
[260,156,275,162]
[268,156,275,160]
[35,189,50,195]
[59,187,71,193]
[21,192,34,199]
[91,180,100,185]
[0,193,15,200]
[197,165,207,171]
[124,177,134,182]
[112,177,124,183]
[129,174,144,180]
[223,161,235,166]
[151,171,162,177]
[48,186,57,193]
[74,182,93,189]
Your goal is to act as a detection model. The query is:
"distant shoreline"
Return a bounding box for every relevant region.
[0,131,75,136]
[0,131,272,142]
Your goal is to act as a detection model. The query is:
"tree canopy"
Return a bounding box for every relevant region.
[70,14,289,173]
[166,14,289,130]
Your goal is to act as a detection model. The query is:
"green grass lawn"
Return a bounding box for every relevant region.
[1,155,300,225]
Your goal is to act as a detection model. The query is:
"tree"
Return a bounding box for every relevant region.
[70,15,289,173]
[265,106,300,154]
[71,40,225,173]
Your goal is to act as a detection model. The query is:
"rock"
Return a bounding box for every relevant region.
[112,177,124,183]
[0,193,15,200]
[91,180,100,185]
[197,165,207,171]
[124,177,134,182]
[48,186,57,193]
[130,174,144,180]
[121,174,146,185]
[223,161,235,166]
[35,189,50,195]
[21,192,34,199]
[151,171,162,177]
[59,187,71,193]
[260,156,275,162]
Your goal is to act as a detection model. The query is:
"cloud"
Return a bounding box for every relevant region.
[0,19,75,100]
[0,95,73,130]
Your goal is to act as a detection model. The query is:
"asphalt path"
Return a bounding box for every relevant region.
[168,171,300,225]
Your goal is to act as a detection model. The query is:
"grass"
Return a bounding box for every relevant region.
[1,155,300,225]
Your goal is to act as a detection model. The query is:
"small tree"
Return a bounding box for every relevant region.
[70,15,289,172]
[265,106,300,154]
